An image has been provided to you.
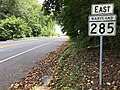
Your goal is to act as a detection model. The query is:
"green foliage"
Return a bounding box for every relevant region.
[0,0,56,40]
[43,0,120,49]
[41,15,56,36]
[0,0,16,19]
[15,0,56,37]
[0,16,31,40]
[16,0,43,37]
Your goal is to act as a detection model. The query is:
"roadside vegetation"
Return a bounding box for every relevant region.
[50,42,119,90]
[0,0,56,41]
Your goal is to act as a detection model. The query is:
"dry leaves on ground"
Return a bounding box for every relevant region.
[9,42,67,90]
[9,43,120,90]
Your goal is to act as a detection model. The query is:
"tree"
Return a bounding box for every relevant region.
[0,0,18,19]
[13,0,56,37]
[0,0,57,40]
[14,0,43,37]
[41,15,56,36]
[0,16,31,40]
[43,0,120,49]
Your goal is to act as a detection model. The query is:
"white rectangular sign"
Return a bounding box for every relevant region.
[91,4,114,15]
[88,15,116,36]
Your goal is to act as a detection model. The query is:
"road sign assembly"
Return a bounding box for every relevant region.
[88,3,116,89]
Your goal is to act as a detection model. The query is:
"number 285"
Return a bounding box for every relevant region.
[90,23,114,34]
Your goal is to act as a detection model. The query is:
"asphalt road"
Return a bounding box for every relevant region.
[0,37,68,90]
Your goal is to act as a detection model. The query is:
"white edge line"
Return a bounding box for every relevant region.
[0,40,56,64]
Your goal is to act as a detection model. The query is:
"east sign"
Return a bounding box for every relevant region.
[91,4,114,15]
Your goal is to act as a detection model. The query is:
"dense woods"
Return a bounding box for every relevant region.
[0,0,56,40]
[43,0,120,49]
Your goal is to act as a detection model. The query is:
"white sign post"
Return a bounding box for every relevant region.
[88,4,116,89]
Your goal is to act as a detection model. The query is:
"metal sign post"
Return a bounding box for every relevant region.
[99,35,103,89]
[88,4,116,89]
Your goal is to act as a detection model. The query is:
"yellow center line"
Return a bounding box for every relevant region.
[0,42,30,49]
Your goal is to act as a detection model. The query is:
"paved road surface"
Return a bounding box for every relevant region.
[0,37,68,90]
